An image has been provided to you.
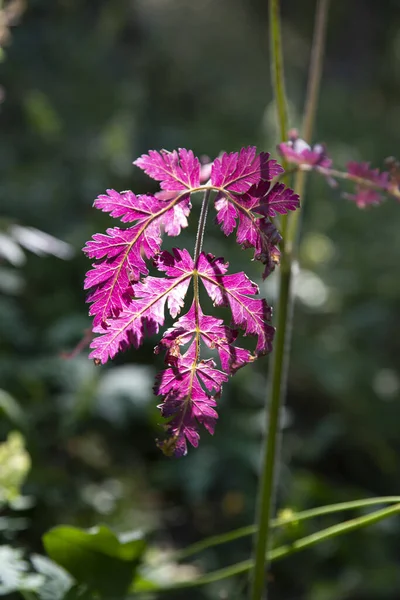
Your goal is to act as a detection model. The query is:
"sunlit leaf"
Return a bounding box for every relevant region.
[43,525,146,597]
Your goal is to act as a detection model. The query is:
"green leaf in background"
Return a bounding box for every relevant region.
[0,431,31,504]
[43,525,146,598]
[0,390,28,431]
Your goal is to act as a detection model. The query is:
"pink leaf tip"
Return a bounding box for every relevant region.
[134,148,201,191]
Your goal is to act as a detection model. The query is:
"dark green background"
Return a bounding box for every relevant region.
[1,0,400,598]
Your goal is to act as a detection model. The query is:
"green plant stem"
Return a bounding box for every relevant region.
[269,0,288,138]
[250,2,330,598]
[302,0,330,143]
[269,0,288,136]
[250,2,289,597]
[250,1,291,597]
[287,0,330,250]
[131,503,400,595]
[250,255,292,600]
[268,0,289,240]
[173,495,400,561]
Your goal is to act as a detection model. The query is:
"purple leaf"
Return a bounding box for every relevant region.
[214,197,238,236]
[152,248,276,455]
[214,184,288,276]
[83,146,286,456]
[134,148,201,191]
[250,182,300,217]
[154,247,195,277]
[155,341,227,456]
[258,220,282,279]
[197,253,275,355]
[89,254,193,364]
[93,190,152,223]
[157,301,254,374]
[83,191,191,326]
[88,246,275,453]
[211,146,283,194]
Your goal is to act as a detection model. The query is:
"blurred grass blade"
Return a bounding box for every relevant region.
[131,502,400,594]
[174,495,400,561]
[269,501,400,560]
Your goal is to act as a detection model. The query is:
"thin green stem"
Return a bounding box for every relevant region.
[251,2,330,598]
[286,0,330,251]
[250,256,292,600]
[269,0,288,140]
[269,502,400,560]
[269,0,289,241]
[173,496,400,561]
[250,1,291,598]
[131,503,400,595]
[302,0,330,143]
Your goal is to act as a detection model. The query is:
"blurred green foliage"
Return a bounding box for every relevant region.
[0,431,30,504]
[0,0,400,598]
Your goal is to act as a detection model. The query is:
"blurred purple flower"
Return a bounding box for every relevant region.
[277,129,332,168]
[345,161,389,208]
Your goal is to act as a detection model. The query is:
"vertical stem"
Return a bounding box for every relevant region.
[250,257,293,600]
[269,0,288,142]
[287,0,330,250]
[301,0,330,144]
[250,2,330,599]
[250,2,290,597]
[193,189,211,264]
[268,0,289,242]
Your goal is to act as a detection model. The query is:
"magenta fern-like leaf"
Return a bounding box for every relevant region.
[156,302,253,375]
[88,249,193,364]
[211,146,283,193]
[134,148,200,192]
[83,146,300,455]
[196,253,274,355]
[155,341,227,457]
[251,181,301,217]
[83,190,191,326]
[212,147,298,275]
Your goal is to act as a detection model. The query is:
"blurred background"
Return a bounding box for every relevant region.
[1,0,400,598]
